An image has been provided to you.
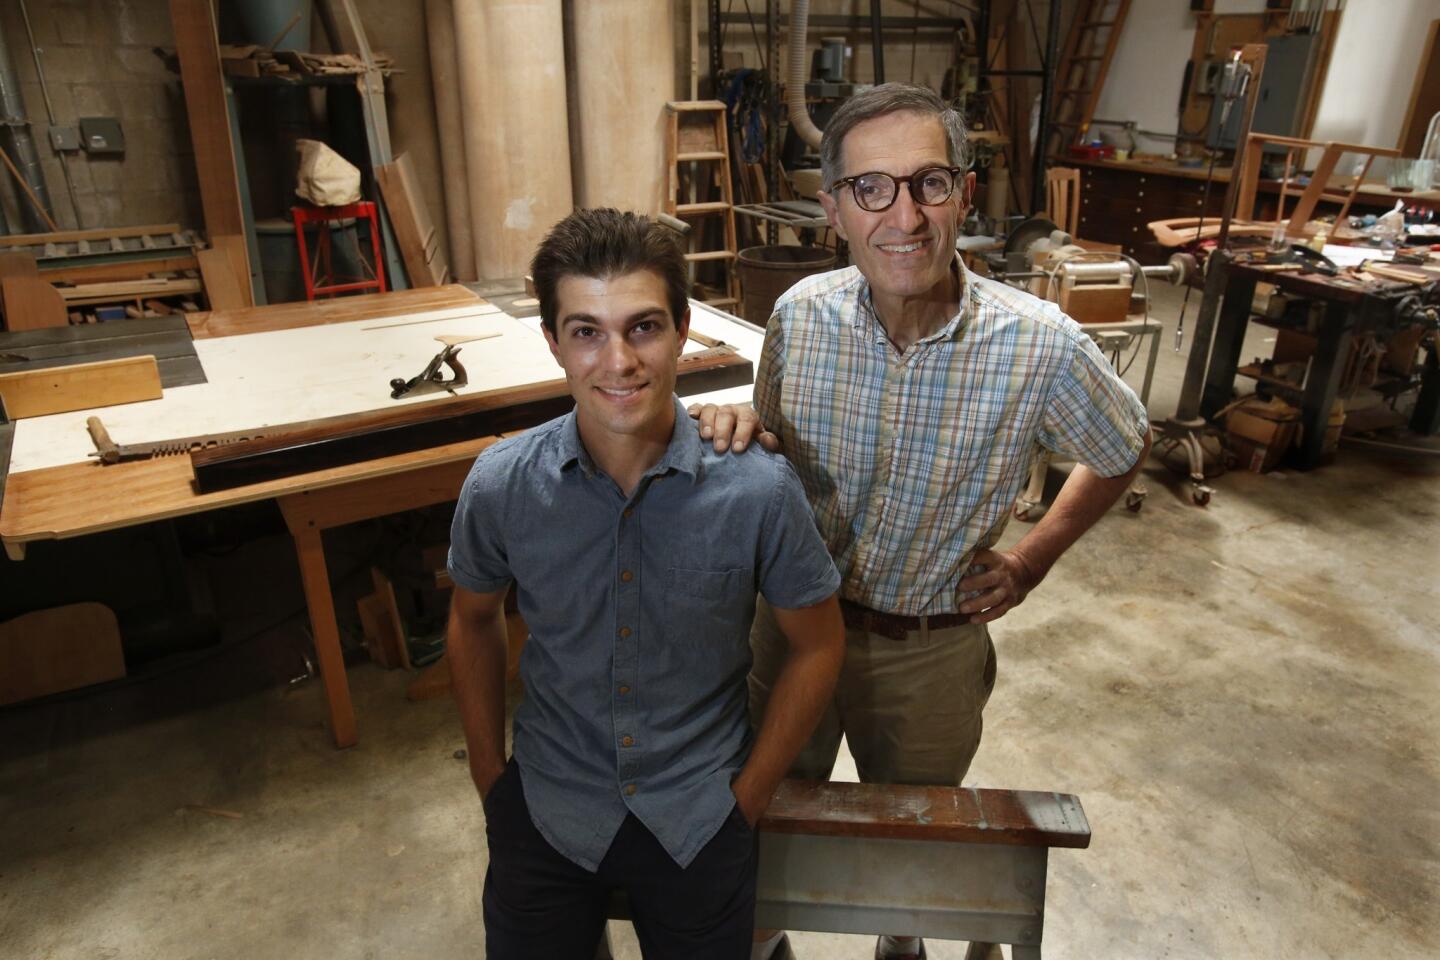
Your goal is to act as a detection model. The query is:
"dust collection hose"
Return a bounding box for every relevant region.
[787,0,823,151]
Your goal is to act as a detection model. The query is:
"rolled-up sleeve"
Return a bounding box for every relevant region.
[755,457,841,609]
[447,454,515,594]
[1037,330,1149,477]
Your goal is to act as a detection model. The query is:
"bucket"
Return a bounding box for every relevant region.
[736,245,837,327]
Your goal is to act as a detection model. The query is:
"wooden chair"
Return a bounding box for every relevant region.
[1046,167,1121,253]
[1046,166,1081,237]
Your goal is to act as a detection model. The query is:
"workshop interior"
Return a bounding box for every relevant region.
[0,1,1436,958]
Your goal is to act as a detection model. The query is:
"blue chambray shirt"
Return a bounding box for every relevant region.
[448,397,840,871]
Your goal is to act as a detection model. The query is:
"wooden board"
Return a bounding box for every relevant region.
[0,224,182,250]
[169,0,247,241]
[186,284,483,339]
[760,779,1091,849]
[190,345,753,491]
[377,152,449,288]
[0,602,126,705]
[2,275,67,332]
[0,355,162,419]
[197,243,248,311]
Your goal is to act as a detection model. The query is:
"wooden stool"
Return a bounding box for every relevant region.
[292,201,387,300]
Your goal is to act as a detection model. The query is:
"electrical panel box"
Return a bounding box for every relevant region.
[79,117,125,154]
[1207,34,1319,151]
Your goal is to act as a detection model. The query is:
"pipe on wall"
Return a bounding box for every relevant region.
[426,0,476,281]
[0,17,54,234]
[452,0,572,280]
[567,0,675,215]
[787,0,824,151]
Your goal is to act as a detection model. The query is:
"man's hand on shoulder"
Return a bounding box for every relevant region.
[686,402,781,454]
[958,548,1042,623]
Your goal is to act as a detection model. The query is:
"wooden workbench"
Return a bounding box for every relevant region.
[1068,157,1439,265]
[1,286,763,747]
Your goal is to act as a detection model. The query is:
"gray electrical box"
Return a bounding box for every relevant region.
[79,117,125,154]
[48,125,80,151]
[1207,34,1319,152]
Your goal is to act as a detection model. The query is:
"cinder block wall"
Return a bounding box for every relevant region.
[0,0,200,232]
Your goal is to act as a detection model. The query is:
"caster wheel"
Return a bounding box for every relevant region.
[1014,505,1033,521]
[1126,493,1144,512]
[1192,489,1211,506]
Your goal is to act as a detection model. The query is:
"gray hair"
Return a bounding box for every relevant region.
[819,82,972,192]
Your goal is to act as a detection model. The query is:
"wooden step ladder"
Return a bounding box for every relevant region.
[1044,0,1131,162]
[665,101,740,310]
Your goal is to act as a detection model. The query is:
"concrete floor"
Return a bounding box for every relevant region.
[2,283,1437,959]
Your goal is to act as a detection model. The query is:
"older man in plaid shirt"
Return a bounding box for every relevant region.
[695,82,1151,960]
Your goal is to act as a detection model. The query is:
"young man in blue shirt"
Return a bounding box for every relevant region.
[446,208,845,959]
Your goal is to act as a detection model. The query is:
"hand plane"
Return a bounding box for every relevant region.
[389,333,500,400]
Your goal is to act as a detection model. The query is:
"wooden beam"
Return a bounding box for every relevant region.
[0,355,162,420]
[169,0,252,301]
[0,224,182,249]
[377,153,448,287]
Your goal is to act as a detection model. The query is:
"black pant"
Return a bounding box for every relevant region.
[482,760,759,960]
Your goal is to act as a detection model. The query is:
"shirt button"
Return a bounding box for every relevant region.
[625,784,637,796]
[619,626,632,638]
[621,570,634,582]
[618,685,631,695]
[621,735,634,747]
[623,508,634,518]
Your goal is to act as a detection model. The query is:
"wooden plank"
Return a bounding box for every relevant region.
[192,346,753,492]
[1398,19,1440,156]
[2,435,499,548]
[0,224,182,250]
[0,602,126,705]
[377,153,448,287]
[760,780,1091,849]
[1,275,67,332]
[169,1,248,241]
[38,255,200,286]
[185,284,483,338]
[196,243,248,311]
[0,355,163,419]
[0,252,38,280]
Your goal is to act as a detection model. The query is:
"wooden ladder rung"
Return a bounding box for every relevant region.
[702,297,740,308]
[676,201,732,216]
[685,250,737,262]
[668,100,727,112]
[676,151,727,161]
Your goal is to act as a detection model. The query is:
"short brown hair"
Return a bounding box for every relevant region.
[820,83,971,191]
[530,208,688,337]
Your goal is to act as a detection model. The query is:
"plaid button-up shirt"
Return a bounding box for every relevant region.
[754,260,1148,616]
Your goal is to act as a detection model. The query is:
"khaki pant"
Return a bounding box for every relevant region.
[748,598,997,786]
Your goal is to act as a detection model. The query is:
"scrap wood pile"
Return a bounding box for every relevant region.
[218,45,396,78]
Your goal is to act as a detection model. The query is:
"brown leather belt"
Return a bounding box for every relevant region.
[838,598,972,643]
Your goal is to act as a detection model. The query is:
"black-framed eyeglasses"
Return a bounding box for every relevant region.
[828,166,965,213]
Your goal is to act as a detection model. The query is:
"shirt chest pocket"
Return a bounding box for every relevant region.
[666,566,755,647]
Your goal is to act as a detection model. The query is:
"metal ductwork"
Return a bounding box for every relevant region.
[787,0,824,151]
[0,17,54,235]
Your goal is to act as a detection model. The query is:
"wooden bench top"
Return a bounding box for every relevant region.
[760,780,1091,850]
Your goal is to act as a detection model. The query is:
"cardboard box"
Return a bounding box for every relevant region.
[1226,397,1300,472]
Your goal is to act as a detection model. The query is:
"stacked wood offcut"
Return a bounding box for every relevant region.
[217,44,396,79]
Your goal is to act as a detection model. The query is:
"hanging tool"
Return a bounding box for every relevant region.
[389,333,499,400]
